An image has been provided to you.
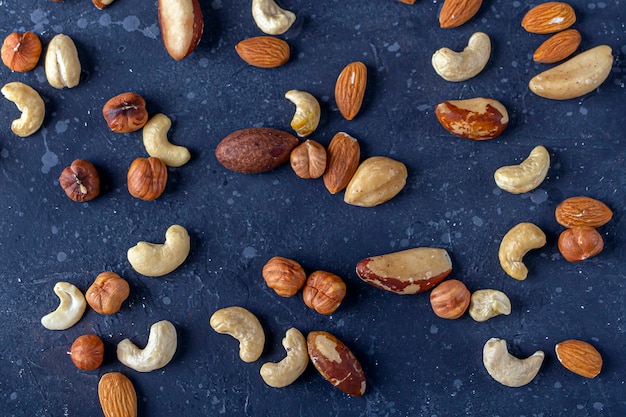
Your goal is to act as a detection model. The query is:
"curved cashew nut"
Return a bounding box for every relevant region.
[252,0,296,35]
[499,222,546,280]
[494,146,550,194]
[117,320,177,372]
[45,34,81,89]
[1,82,45,137]
[127,224,190,277]
[469,289,511,322]
[41,282,87,330]
[432,32,491,82]
[210,306,265,363]
[260,327,309,388]
[142,114,191,167]
[285,90,321,138]
[483,338,544,387]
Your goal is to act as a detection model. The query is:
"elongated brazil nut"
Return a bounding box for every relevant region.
[356,247,452,294]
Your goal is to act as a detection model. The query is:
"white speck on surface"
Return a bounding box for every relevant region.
[554,381,562,388]
[593,402,604,410]
[187,92,196,100]
[199,58,210,68]
[417,104,430,112]
[242,246,257,259]
[99,13,112,27]
[10,392,17,400]
[57,252,67,262]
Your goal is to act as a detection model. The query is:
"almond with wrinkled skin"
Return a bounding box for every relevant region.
[558,227,604,262]
[158,0,204,60]
[98,372,137,417]
[533,29,581,64]
[555,196,613,228]
[439,0,483,29]
[323,132,360,194]
[235,36,290,68]
[435,97,509,140]
[522,2,576,34]
[335,61,367,120]
[555,339,602,378]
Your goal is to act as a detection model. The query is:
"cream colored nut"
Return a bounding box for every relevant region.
[344,156,408,207]
[117,320,177,372]
[210,306,265,363]
[483,338,544,387]
[252,0,296,35]
[127,224,190,277]
[44,34,81,89]
[469,289,512,322]
[41,282,87,330]
[260,327,308,388]
[494,145,550,194]
[432,32,491,82]
[142,114,191,167]
[1,82,45,137]
[285,90,320,137]
[498,222,546,280]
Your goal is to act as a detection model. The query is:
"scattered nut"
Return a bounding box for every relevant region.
[117,320,177,372]
[555,339,602,378]
[1,31,42,72]
[86,272,130,315]
[438,0,483,29]
[558,227,604,262]
[493,145,550,194]
[533,29,581,64]
[58,159,101,202]
[68,334,104,371]
[127,157,168,201]
[98,372,138,417]
[334,61,367,120]
[290,139,327,179]
[93,0,115,9]
[210,306,265,363]
[44,33,81,89]
[142,114,191,167]
[285,90,321,137]
[127,224,190,277]
[323,132,360,194]
[262,256,306,297]
[102,92,149,133]
[498,222,546,280]
[302,270,346,315]
[260,327,308,388]
[469,289,511,322]
[235,36,290,68]
[1,81,45,137]
[522,1,576,34]
[435,97,508,140]
[429,279,471,319]
[41,282,87,331]
[251,0,296,35]
[344,156,407,207]
[555,196,613,228]
[158,0,204,60]
[432,32,491,82]
[483,338,545,387]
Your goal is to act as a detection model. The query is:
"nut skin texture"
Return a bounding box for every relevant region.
[555,196,613,228]
[439,0,483,28]
[290,139,327,179]
[1,32,42,72]
[158,0,204,60]
[262,256,306,297]
[498,222,546,280]
[558,227,604,262]
[235,36,290,68]
[522,2,576,34]
[323,132,360,194]
[555,339,602,378]
[127,157,168,201]
[307,331,366,397]
[59,159,101,202]
[435,97,508,140]
[98,372,138,417]
[302,271,346,315]
[68,334,104,371]
[533,29,581,64]
[102,92,148,133]
[86,272,130,315]
[335,61,367,120]
[344,156,407,207]
[429,279,471,319]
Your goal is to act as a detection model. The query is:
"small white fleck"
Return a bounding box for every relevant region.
[57,252,67,262]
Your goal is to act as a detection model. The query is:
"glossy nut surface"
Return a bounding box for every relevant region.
[86,272,130,315]
[302,271,346,315]
[102,92,148,133]
[68,334,104,371]
[127,157,168,201]
[59,159,101,202]
[1,31,42,72]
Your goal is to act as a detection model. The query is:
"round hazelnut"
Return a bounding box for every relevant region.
[302,270,346,315]
[429,279,470,319]
[86,271,130,315]
[558,227,604,262]
[58,159,101,202]
[290,139,327,179]
[262,256,306,297]
[68,334,104,371]
[127,157,168,200]
[102,92,148,133]
[1,31,42,72]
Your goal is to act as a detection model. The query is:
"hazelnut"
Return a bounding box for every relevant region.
[429,279,470,319]
[86,271,130,315]
[59,159,101,202]
[262,256,306,297]
[1,31,42,72]
[102,92,148,133]
[302,270,346,315]
[68,334,104,371]
[558,227,604,262]
[290,139,327,179]
[127,157,168,200]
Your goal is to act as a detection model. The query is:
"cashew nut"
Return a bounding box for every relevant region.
[252,0,296,35]
[117,320,177,372]
[210,306,265,363]
[260,327,308,388]
[45,33,81,89]
[432,32,491,82]
[41,282,87,330]
[498,222,546,280]
[494,145,550,194]
[142,114,191,167]
[285,90,321,138]
[1,82,45,137]
[469,289,511,322]
[127,224,190,277]
[483,338,544,387]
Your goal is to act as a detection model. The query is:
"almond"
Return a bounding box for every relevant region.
[322,132,360,194]
[555,339,602,378]
[522,2,576,34]
[533,29,581,63]
[435,97,509,140]
[334,61,367,120]
[555,196,613,228]
[98,372,138,417]
[439,0,483,29]
[235,36,290,68]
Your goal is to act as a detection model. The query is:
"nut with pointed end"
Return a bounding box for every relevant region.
[86,272,130,315]
[290,139,326,179]
[335,61,367,120]
[558,227,604,262]
[262,256,306,297]
[102,92,148,133]
[555,339,602,378]
[98,372,137,417]
[158,0,204,60]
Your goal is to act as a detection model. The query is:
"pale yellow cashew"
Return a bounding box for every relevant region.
[498,222,546,280]
[45,34,81,89]
[260,327,309,388]
[252,0,296,35]
[483,338,544,387]
[41,282,87,330]
[285,90,320,137]
[494,146,550,194]
[127,224,190,277]
[210,306,265,363]
[117,320,177,372]
[432,32,491,82]
[469,289,511,322]
[142,114,191,167]
[1,82,45,137]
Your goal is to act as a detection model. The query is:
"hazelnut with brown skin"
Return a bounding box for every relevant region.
[127,156,168,200]
[86,272,130,315]
[1,32,42,72]
[102,92,148,133]
[303,271,346,315]
[262,256,306,297]
[59,159,101,202]
[558,227,604,262]
[68,334,104,371]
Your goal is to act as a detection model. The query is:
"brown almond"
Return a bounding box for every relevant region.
[323,132,360,194]
[555,196,613,228]
[522,2,576,34]
[555,339,602,378]
[439,0,483,29]
[533,29,581,63]
[98,372,138,417]
[334,61,367,120]
[235,36,290,68]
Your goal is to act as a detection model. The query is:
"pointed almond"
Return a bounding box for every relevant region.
[334,61,367,120]
[323,132,360,194]
[235,36,290,68]
[555,196,613,228]
[98,372,138,417]
[439,0,483,29]
[555,339,602,378]
[522,2,576,34]
[533,29,581,63]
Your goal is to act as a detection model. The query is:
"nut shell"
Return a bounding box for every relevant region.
[1,32,42,72]
[102,92,148,133]
[127,157,168,201]
[262,256,306,297]
[69,334,104,371]
[555,339,602,378]
[302,271,346,315]
[557,227,604,262]
[86,272,130,315]
[429,279,471,319]
[59,159,101,202]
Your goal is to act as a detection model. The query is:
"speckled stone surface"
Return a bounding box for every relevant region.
[0,0,625,416]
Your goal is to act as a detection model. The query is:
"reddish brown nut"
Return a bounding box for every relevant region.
[86,272,130,315]
[429,279,471,319]
[533,29,581,64]
[127,157,168,200]
[235,36,290,69]
[435,97,509,140]
[555,196,613,228]
[302,271,346,315]
[102,92,148,133]
[558,227,604,262]
[290,139,327,179]
[1,32,42,72]
[307,331,366,396]
[59,159,101,202]
[262,256,306,297]
[323,132,360,194]
[68,334,104,371]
